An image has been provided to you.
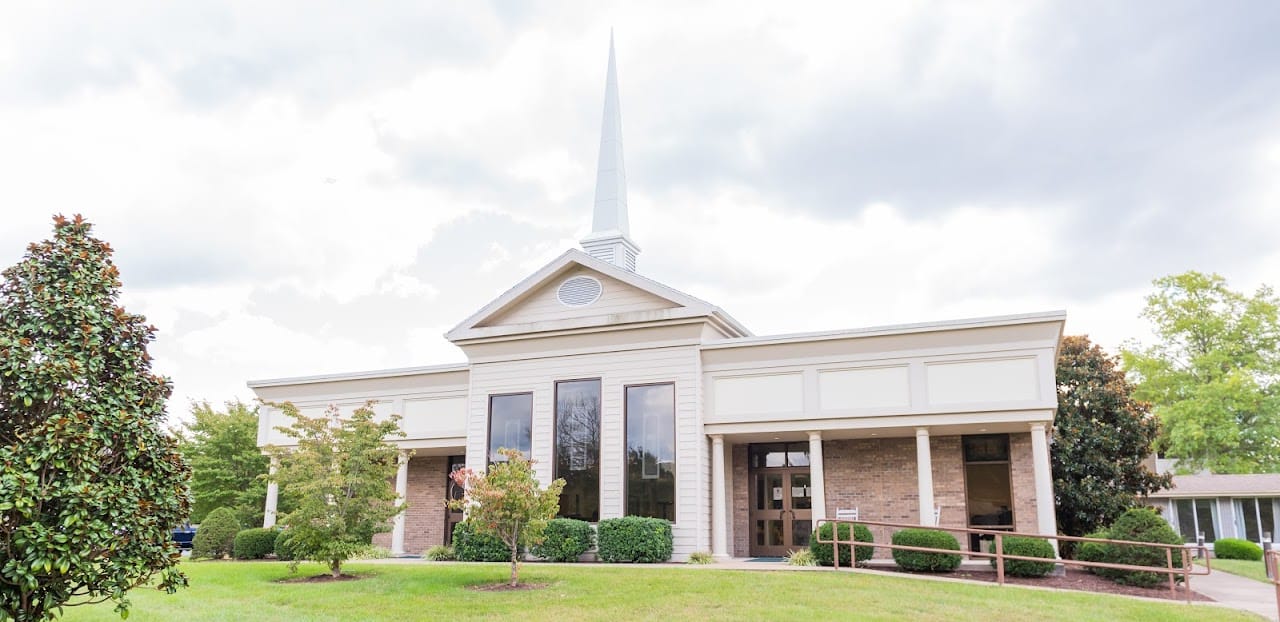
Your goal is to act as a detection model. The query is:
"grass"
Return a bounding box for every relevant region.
[1199,557,1272,584]
[57,561,1252,622]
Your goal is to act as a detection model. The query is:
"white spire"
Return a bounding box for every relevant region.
[581,31,640,272]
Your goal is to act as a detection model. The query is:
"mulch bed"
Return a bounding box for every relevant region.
[469,582,548,592]
[276,573,366,584]
[868,566,1211,602]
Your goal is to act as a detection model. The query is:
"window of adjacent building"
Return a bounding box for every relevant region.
[1173,498,1218,543]
[555,379,601,521]
[963,434,1013,529]
[625,383,675,521]
[488,393,532,463]
[1236,498,1278,543]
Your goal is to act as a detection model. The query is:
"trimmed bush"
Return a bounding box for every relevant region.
[233,528,279,560]
[990,536,1056,577]
[452,520,515,562]
[1214,538,1263,561]
[424,545,455,561]
[687,551,714,565]
[786,549,817,566]
[891,529,962,572]
[1075,530,1110,574]
[192,507,241,559]
[597,516,673,563]
[274,529,298,561]
[809,522,874,567]
[1096,508,1184,587]
[532,518,595,562]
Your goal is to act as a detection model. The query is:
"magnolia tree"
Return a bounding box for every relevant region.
[0,215,190,621]
[267,402,405,578]
[449,449,564,587]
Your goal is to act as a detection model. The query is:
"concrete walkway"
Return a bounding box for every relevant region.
[1191,569,1277,621]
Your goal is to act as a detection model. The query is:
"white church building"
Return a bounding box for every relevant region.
[249,40,1065,560]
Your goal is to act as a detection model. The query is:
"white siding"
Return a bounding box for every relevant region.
[819,366,910,411]
[480,267,677,327]
[712,374,804,419]
[402,396,468,439]
[926,357,1039,405]
[464,344,705,557]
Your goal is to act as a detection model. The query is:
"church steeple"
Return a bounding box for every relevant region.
[581,32,641,272]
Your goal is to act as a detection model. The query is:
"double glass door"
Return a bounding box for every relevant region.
[748,443,813,557]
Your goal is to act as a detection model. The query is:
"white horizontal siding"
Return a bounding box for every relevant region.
[464,344,705,557]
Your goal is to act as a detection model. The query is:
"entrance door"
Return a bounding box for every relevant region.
[445,455,466,545]
[748,443,813,557]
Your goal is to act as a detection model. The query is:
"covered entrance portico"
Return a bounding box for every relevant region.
[746,442,814,556]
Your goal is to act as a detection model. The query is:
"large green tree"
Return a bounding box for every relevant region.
[267,402,404,578]
[0,215,190,621]
[1122,271,1280,473]
[1053,335,1171,544]
[179,399,269,525]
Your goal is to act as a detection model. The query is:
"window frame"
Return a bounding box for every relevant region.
[486,391,534,464]
[622,381,677,522]
[552,378,602,521]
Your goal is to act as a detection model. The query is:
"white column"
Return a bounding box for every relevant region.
[391,452,410,556]
[710,435,728,558]
[263,457,279,528]
[808,431,826,525]
[916,427,935,526]
[1030,423,1058,552]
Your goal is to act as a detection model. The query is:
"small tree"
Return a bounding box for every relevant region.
[449,449,564,586]
[266,402,405,578]
[179,399,269,525]
[1054,335,1172,546]
[0,215,190,621]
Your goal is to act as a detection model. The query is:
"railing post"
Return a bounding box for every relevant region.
[995,533,1004,586]
[1182,548,1191,605]
[1165,547,1175,599]
[832,522,840,570]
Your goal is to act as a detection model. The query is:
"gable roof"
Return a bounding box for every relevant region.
[445,249,751,342]
[1148,473,1280,498]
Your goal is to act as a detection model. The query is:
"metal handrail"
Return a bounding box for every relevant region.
[815,518,1210,604]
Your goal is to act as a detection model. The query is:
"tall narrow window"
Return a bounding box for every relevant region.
[488,393,532,463]
[1174,498,1218,542]
[625,383,675,520]
[555,379,601,521]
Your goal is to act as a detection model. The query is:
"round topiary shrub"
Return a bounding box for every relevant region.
[1074,530,1110,574]
[532,518,595,562]
[597,516,673,563]
[452,520,515,562]
[274,529,298,561]
[1096,508,1184,587]
[233,528,279,560]
[891,528,962,572]
[192,507,241,559]
[1214,538,1263,561]
[809,522,874,567]
[990,536,1056,577]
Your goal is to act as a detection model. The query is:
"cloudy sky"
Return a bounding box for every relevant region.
[2,2,1278,421]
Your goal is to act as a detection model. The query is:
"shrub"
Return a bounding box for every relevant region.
[786,549,817,566]
[891,529,962,572]
[192,507,241,559]
[532,518,595,562]
[424,545,455,561]
[687,551,714,565]
[597,516,673,563]
[452,520,516,562]
[233,528,279,560]
[1214,538,1263,561]
[991,536,1056,577]
[1096,508,1184,587]
[1074,530,1110,574]
[810,522,874,567]
[274,529,298,561]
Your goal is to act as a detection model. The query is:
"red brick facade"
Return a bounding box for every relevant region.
[373,455,450,554]
[729,433,1042,557]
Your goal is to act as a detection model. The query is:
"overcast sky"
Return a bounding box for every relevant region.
[2,2,1278,421]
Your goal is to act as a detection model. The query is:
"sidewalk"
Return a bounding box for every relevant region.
[1191,569,1278,621]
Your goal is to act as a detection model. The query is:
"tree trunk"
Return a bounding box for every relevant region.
[510,546,519,587]
[331,559,341,578]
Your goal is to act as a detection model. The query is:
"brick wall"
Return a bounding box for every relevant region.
[731,444,749,557]
[372,455,449,554]
[1009,433,1039,534]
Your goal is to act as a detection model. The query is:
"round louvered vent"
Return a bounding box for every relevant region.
[557,276,603,307]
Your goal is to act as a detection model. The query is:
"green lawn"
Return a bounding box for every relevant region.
[58,561,1252,622]
[1200,558,1272,584]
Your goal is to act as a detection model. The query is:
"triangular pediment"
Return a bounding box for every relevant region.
[445,250,750,342]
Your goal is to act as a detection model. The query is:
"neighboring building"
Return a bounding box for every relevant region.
[1148,473,1280,546]
[249,39,1065,560]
